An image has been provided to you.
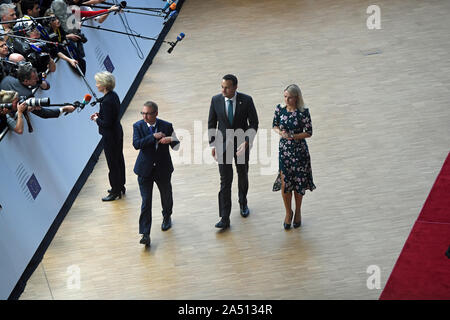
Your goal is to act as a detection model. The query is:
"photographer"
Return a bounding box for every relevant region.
[1,52,26,78]
[1,60,49,95]
[50,0,86,74]
[0,3,17,44]
[0,37,26,81]
[0,36,11,80]
[8,51,25,63]
[14,0,39,29]
[24,25,57,73]
[43,9,84,72]
[0,62,75,118]
[0,37,9,58]
[0,89,28,134]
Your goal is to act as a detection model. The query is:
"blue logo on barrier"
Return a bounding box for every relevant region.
[104,55,114,73]
[26,174,41,200]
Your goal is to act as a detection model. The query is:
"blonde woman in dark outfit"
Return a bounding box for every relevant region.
[90,71,126,201]
[272,84,316,229]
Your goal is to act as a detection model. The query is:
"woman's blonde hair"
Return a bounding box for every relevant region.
[0,90,19,104]
[94,71,116,92]
[284,84,305,112]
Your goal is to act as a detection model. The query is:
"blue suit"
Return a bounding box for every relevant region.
[133,118,179,235]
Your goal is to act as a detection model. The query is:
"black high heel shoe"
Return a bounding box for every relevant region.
[293,211,301,228]
[284,210,293,230]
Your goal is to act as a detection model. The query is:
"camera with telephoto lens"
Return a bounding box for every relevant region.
[0,97,51,111]
[0,102,13,109]
[19,96,51,107]
[0,97,50,110]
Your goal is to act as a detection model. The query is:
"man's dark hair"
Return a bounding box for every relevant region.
[17,62,35,83]
[223,74,238,87]
[143,101,158,112]
[21,0,38,15]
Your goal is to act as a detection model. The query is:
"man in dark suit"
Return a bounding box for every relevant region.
[133,101,179,246]
[208,74,259,230]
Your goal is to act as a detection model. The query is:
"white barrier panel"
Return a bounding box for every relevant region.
[0,0,172,299]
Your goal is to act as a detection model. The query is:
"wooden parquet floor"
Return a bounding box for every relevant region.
[20,0,450,299]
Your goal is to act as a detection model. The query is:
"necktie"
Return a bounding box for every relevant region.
[227,99,233,125]
[149,125,159,150]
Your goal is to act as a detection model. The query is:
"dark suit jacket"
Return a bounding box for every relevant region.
[208,92,259,154]
[96,91,122,138]
[133,118,179,178]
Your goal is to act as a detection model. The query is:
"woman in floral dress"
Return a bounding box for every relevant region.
[272,84,316,229]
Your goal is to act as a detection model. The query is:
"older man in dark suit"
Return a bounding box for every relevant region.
[133,101,179,247]
[208,74,259,230]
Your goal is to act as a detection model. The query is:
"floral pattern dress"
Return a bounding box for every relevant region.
[272,104,316,194]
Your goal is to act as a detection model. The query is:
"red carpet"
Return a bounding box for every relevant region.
[380,152,450,300]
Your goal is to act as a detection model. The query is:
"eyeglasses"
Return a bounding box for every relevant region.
[140,111,157,116]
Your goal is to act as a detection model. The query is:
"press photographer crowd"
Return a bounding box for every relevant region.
[0,0,124,135]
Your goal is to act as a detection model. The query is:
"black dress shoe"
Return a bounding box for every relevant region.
[240,206,250,218]
[161,217,172,231]
[102,193,121,201]
[140,234,151,246]
[108,187,126,195]
[215,219,230,230]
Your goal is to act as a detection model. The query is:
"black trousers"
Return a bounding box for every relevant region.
[138,171,173,235]
[218,154,249,220]
[103,134,125,194]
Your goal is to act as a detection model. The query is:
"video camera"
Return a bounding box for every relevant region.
[0,59,19,79]
[12,40,51,74]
